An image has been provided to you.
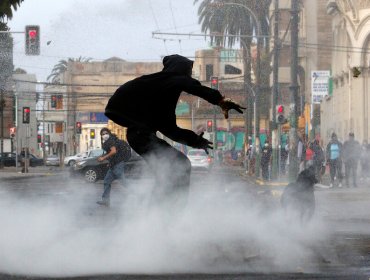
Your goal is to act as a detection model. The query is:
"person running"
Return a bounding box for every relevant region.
[104,54,245,209]
[96,128,131,207]
[326,132,343,188]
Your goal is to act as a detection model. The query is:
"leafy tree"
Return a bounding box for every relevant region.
[194,0,271,137]
[47,56,92,84]
[0,0,24,21]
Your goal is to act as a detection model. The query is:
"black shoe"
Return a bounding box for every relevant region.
[96,200,110,207]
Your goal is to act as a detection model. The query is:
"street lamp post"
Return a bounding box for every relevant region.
[215,2,262,177]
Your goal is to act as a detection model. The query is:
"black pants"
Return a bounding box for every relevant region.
[261,160,269,180]
[329,158,343,184]
[126,127,191,209]
[344,160,358,187]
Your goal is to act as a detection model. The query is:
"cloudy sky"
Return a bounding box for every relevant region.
[8,0,210,81]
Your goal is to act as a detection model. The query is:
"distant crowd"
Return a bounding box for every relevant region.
[246,132,370,187]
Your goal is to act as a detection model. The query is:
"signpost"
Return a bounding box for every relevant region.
[311,70,330,104]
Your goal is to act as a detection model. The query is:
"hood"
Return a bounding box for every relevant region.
[297,166,318,185]
[162,54,193,75]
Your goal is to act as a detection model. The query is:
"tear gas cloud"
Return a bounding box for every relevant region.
[0,160,330,277]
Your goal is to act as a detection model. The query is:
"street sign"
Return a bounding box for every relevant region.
[311,70,330,104]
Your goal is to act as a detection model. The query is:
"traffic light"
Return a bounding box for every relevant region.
[76,122,82,134]
[22,107,30,124]
[352,67,361,78]
[210,76,219,90]
[90,129,95,139]
[37,134,42,143]
[276,105,287,124]
[51,95,57,108]
[206,120,213,132]
[25,25,40,55]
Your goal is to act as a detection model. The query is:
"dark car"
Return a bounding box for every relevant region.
[18,153,44,167]
[70,149,149,183]
[0,152,17,167]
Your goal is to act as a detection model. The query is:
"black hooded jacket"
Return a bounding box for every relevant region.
[105,54,223,147]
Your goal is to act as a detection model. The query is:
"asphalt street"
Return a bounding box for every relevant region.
[0,167,370,279]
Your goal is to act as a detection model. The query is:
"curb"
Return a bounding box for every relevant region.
[0,172,61,181]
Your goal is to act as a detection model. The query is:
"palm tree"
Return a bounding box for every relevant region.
[0,0,24,21]
[47,56,92,84]
[194,0,271,139]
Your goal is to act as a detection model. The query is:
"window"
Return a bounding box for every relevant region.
[56,95,63,109]
[205,64,213,81]
[224,64,242,75]
[55,122,63,133]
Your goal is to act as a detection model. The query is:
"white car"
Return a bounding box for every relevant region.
[45,154,60,166]
[64,152,88,166]
[64,149,105,166]
[187,149,213,171]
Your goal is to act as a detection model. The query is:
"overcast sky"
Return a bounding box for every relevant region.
[7,0,210,81]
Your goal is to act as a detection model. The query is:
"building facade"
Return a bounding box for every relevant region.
[321,0,370,145]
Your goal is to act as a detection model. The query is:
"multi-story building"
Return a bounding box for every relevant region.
[320,0,370,145]
[13,74,38,156]
[270,0,332,141]
[41,84,68,157]
[63,57,162,154]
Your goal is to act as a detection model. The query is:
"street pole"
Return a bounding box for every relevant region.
[271,0,280,179]
[0,89,4,169]
[288,0,300,182]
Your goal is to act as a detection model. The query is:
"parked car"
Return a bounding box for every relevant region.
[187,149,213,171]
[70,149,148,183]
[23,154,44,167]
[64,152,88,166]
[45,154,60,166]
[0,152,17,167]
[64,149,105,167]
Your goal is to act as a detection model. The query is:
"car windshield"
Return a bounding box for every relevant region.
[89,149,104,157]
[187,150,207,157]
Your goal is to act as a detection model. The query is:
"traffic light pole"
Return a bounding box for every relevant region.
[271,0,280,179]
[0,89,4,169]
[213,106,217,156]
[288,0,300,182]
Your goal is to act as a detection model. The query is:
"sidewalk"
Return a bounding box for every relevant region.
[0,165,66,181]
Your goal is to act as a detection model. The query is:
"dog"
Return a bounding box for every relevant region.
[280,166,318,223]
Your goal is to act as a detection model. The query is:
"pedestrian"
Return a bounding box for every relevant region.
[326,132,343,188]
[104,54,245,209]
[310,138,325,183]
[261,141,272,181]
[297,134,306,173]
[305,141,314,167]
[96,128,132,207]
[360,140,370,181]
[280,143,289,175]
[342,132,361,188]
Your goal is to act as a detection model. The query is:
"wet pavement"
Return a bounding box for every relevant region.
[1,165,370,279]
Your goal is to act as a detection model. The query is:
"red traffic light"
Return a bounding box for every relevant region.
[206,120,213,132]
[25,25,40,55]
[28,30,37,39]
[24,108,30,113]
[277,105,284,113]
[76,122,81,128]
[210,76,219,90]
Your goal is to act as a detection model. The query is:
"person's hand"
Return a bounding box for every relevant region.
[219,97,246,119]
[97,156,105,162]
[193,132,213,154]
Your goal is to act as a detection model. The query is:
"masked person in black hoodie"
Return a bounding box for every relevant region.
[105,54,245,209]
[96,128,131,207]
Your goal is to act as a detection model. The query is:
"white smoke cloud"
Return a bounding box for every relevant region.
[0,172,330,277]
